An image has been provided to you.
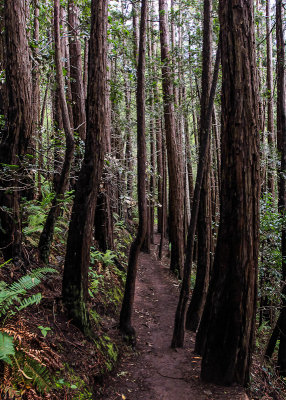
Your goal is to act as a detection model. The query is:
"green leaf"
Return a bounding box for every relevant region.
[0,331,15,363]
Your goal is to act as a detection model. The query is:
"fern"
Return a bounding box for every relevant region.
[7,351,52,393]
[16,351,51,392]
[0,267,56,319]
[0,331,15,364]
[15,293,42,313]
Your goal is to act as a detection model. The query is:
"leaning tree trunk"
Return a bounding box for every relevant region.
[0,0,33,260]
[198,0,259,386]
[159,0,184,278]
[38,0,75,264]
[62,0,109,334]
[119,0,148,340]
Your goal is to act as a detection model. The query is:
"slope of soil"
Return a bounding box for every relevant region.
[98,234,249,400]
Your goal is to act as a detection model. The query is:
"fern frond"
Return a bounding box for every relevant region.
[0,267,56,318]
[15,293,42,313]
[14,351,51,392]
[29,267,57,281]
[9,275,41,294]
[0,331,15,364]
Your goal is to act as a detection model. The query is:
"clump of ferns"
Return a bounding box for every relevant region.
[0,267,56,323]
[0,267,61,395]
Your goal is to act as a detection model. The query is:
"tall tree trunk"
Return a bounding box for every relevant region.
[68,0,86,140]
[266,0,275,199]
[0,0,33,260]
[199,0,259,385]
[185,0,213,333]
[62,0,109,334]
[119,0,148,340]
[83,38,88,99]
[125,81,133,201]
[94,78,114,253]
[38,0,75,264]
[32,0,41,199]
[171,43,221,348]
[276,0,286,376]
[159,0,184,278]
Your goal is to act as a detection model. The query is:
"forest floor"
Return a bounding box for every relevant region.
[1,229,283,399]
[98,234,249,400]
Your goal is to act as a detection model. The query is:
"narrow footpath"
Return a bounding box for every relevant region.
[99,234,249,400]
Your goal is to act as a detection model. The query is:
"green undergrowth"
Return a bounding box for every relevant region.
[54,366,93,400]
[94,334,118,373]
[0,207,132,399]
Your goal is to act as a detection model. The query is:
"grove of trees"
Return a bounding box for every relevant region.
[0,0,286,396]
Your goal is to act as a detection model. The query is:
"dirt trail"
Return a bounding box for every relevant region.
[99,234,248,400]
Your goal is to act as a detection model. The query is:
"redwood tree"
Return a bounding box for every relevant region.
[62,0,108,333]
[68,0,86,140]
[159,0,184,278]
[199,0,259,385]
[276,0,286,376]
[38,0,75,264]
[0,0,33,260]
[185,0,213,333]
[120,0,148,339]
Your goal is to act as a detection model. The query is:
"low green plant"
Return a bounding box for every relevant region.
[0,331,52,393]
[0,267,56,394]
[90,248,116,266]
[38,326,52,338]
[54,366,93,399]
[0,331,15,364]
[0,267,56,321]
[94,335,118,373]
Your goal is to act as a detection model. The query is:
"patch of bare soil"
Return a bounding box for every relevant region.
[98,235,248,400]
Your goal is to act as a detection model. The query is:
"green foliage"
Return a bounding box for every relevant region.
[11,350,52,392]
[0,267,56,320]
[90,248,116,267]
[0,267,56,394]
[259,194,283,313]
[94,335,118,373]
[0,331,15,364]
[38,326,52,338]
[54,366,93,399]
[88,268,103,297]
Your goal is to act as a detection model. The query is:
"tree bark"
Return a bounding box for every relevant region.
[119,0,148,340]
[276,0,286,376]
[0,0,33,260]
[185,0,213,333]
[199,0,259,385]
[62,0,109,334]
[159,0,184,278]
[38,0,75,264]
[266,0,275,199]
[171,43,221,348]
[68,0,86,140]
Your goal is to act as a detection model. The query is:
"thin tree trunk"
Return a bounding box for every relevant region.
[120,0,148,340]
[266,0,275,199]
[38,0,75,264]
[159,0,184,278]
[68,0,86,140]
[171,42,221,348]
[83,38,88,99]
[185,0,213,333]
